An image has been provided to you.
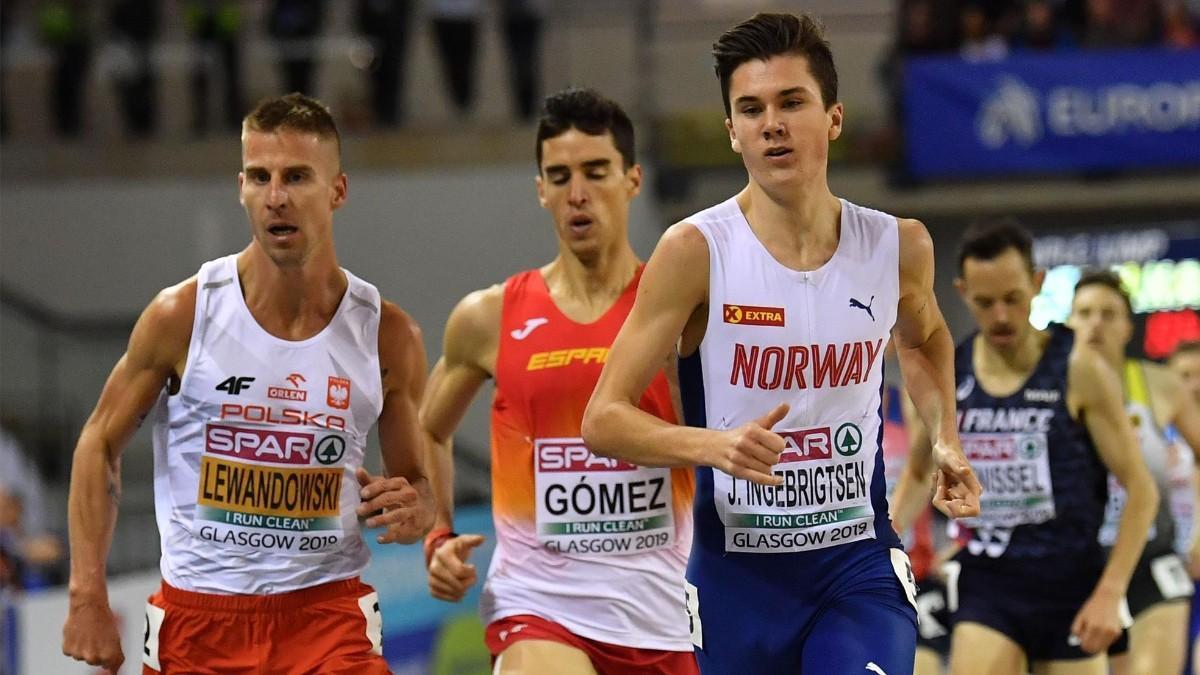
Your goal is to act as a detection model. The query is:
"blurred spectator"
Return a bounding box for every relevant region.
[430,0,542,120]
[356,0,415,128]
[1082,0,1161,47]
[185,0,244,134]
[960,2,1009,61]
[431,0,480,115]
[0,430,63,590]
[1,0,12,139]
[37,0,91,138]
[897,0,961,55]
[267,0,326,95]
[109,0,160,138]
[1013,0,1078,51]
[500,0,542,122]
[1162,0,1200,47]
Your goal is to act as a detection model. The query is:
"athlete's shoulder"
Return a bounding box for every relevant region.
[379,301,422,346]
[656,220,711,263]
[1067,338,1118,398]
[443,283,504,358]
[143,276,199,338]
[1141,359,1184,419]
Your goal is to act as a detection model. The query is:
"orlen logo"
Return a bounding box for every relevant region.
[535,438,636,472]
[327,376,351,410]
[723,304,785,327]
[206,423,314,464]
[269,373,308,401]
[776,427,832,463]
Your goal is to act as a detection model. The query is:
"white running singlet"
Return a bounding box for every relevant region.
[686,197,899,554]
[152,255,384,594]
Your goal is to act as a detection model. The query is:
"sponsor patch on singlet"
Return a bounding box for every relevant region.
[715,423,876,553]
[534,437,674,555]
[960,432,1055,528]
[192,421,347,552]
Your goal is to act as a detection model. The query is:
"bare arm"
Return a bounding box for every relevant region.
[583,223,788,485]
[357,302,435,545]
[419,287,498,601]
[892,219,981,518]
[419,287,499,532]
[1157,369,1200,572]
[63,280,195,670]
[891,392,935,532]
[1068,345,1158,652]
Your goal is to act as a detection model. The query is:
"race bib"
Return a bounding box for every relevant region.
[534,438,674,555]
[961,432,1055,528]
[192,421,348,553]
[714,423,877,553]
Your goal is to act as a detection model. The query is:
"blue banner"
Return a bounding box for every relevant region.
[903,49,1200,179]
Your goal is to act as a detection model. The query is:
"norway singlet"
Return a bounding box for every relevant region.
[680,197,916,673]
[151,255,383,594]
[482,268,695,651]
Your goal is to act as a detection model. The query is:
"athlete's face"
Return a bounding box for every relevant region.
[1067,284,1132,363]
[724,54,842,190]
[956,248,1044,353]
[536,129,641,260]
[1171,351,1200,406]
[239,129,346,267]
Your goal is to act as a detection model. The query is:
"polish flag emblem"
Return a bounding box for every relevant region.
[327,376,351,409]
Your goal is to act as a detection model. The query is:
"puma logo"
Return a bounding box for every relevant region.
[849,296,875,321]
[511,317,549,340]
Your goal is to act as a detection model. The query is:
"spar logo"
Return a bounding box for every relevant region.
[776,423,863,462]
[535,438,637,472]
[777,427,833,463]
[723,304,785,327]
[207,423,311,464]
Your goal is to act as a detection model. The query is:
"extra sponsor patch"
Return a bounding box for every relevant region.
[723,304,785,327]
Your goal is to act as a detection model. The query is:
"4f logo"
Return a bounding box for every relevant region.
[215,376,255,395]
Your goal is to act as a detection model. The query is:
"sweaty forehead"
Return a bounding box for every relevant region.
[962,254,1034,293]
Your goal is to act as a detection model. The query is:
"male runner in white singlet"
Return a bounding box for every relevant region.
[583,12,980,674]
[61,93,434,673]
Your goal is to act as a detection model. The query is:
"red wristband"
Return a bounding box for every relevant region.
[423,527,456,568]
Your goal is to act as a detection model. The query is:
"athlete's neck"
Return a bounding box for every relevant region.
[976,326,1047,377]
[542,239,640,323]
[237,244,347,340]
[735,182,841,270]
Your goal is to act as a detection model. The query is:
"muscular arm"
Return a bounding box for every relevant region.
[583,223,714,467]
[892,219,958,458]
[369,302,435,543]
[1071,346,1157,617]
[63,280,194,669]
[418,287,499,532]
[892,219,981,517]
[891,393,934,532]
[583,223,788,485]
